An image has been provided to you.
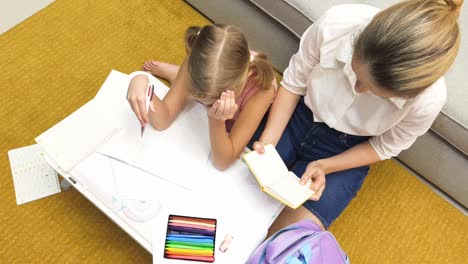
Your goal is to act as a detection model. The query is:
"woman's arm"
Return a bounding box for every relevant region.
[209,88,275,171]
[127,60,189,131]
[299,141,380,201]
[318,141,381,174]
[254,86,301,152]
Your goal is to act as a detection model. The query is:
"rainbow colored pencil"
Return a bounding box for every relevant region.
[164,215,216,262]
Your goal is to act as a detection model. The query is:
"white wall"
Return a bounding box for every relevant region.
[0,0,55,34]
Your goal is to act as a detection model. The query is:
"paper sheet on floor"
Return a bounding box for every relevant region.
[8,144,61,205]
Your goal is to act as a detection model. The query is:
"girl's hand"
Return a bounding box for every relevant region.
[127,76,149,126]
[252,141,267,154]
[208,90,239,121]
[300,161,327,201]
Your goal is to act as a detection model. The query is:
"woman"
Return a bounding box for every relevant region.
[251,0,462,232]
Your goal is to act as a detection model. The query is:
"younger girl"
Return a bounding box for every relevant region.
[127,24,277,170]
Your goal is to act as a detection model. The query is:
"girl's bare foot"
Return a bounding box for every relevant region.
[143,60,180,84]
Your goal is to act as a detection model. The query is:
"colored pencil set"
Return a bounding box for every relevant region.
[164,215,217,262]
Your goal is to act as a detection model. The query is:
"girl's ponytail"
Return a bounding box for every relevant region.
[185,26,201,53]
[185,25,276,105]
[250,52,275,90]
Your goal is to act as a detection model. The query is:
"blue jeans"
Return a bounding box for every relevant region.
[249,98,370,228]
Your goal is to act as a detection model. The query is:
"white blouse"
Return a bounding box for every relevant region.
[281,4,447,160]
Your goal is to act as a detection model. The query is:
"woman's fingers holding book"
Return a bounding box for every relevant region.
[301,162,326,201]
[310,182,325,201]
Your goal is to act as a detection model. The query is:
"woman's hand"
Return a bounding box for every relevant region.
[208,90,238,121]
[127,75,149,126]
[300,161,327,201]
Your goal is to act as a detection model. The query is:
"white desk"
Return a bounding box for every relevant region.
[41,70,283,263]
[52,152,283,263]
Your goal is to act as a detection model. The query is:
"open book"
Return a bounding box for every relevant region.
[242,144,314,209]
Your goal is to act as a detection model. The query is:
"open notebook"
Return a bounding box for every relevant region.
[36,70,211,189]
[35,99,122,172]
[242,144,314,209]
[35,71,130,173]
[95,71,212,189]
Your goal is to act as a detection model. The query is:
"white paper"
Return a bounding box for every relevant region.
[94,70,132,100]
[35,99,122,172]
[96,70,212,189]
[109,156,187,201]
[98,99,211,189]
[8,144,61,205]
[217,160,283,228]
[68,152,116,205]
[94,70,169,105]
[35,70,142,174]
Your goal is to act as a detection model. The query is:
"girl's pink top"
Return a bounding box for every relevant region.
[225,75,277,132]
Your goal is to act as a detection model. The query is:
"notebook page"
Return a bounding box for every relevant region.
[97,71,175,165]
[94,70,170,110]
[94,70,131,100]
[98,99,211,189]
[35,99,121,172]
[132,100,210,188]
[95,69,211,188]
[8,144,61,205]
[243,144,288,186]
[142,100,210,165]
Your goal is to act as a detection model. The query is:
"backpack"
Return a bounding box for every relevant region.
[247,220,350,264]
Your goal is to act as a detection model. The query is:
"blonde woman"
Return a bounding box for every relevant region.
[127,24,277,170]
[251,0,463,232]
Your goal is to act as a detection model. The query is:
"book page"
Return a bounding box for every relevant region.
[242,144,288,186]
[267,171,313,208]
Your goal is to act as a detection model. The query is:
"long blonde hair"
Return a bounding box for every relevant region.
[354,0,463,96]
[184,24,275,104]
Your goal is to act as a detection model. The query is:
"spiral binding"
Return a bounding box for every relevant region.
[38,126,122,172]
